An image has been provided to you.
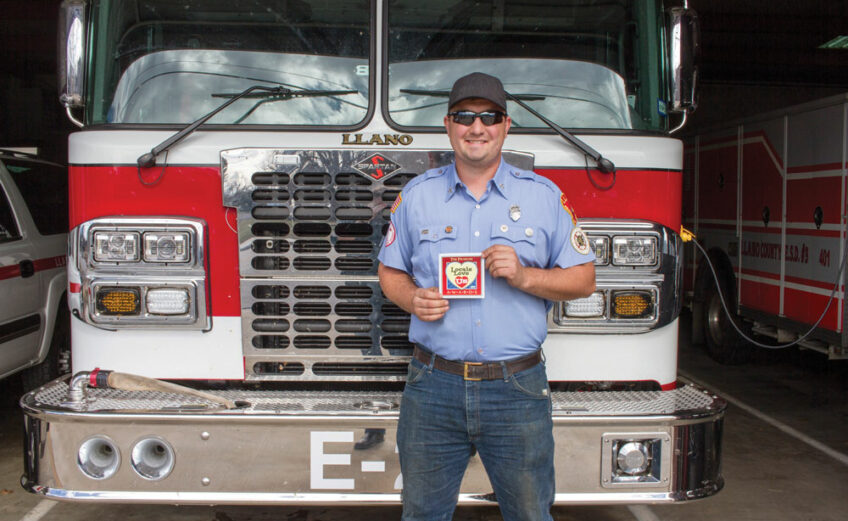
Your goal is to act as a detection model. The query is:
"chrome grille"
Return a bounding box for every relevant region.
[222,149,534,381]
[241,279,414,380]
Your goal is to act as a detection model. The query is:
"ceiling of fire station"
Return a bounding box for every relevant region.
[691,0,848,87]
[0,0,847,152]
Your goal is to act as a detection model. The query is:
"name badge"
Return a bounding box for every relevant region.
[439,253,485,299]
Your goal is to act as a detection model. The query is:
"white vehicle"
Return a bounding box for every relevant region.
[22,0,725,506]
[0,149,69,388]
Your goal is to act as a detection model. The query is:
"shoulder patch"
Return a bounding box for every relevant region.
[570,226,590,255]
[391,193,402,214]
[384,222,397,247]
[560,193,578,225]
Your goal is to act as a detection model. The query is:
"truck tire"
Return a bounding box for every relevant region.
[22,304,71,391]
[702,273,752,365]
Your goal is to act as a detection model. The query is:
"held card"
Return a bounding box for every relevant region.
[439,253,485,298]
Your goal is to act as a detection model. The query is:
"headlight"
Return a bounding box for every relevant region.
[77,218,208,329]
[589,236,609,265]
[143,232,191,263]
[93,232,140,262]
[612,236,657,266]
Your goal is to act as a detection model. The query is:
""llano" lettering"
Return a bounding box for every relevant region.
[342,134,414,146]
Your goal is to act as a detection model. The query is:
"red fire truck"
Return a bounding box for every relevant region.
[684,94,848,364]
[22,0,725,505]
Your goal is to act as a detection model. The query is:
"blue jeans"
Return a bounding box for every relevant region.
[397,354,555,521]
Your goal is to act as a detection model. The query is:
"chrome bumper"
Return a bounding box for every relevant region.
[21,378,724,505]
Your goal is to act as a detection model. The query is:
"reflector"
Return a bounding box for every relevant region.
[612,291,652,318]
[96,287,141,315]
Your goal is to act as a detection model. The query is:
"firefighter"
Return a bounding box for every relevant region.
[378,72,596,521]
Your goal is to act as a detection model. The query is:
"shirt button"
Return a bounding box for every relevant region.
[474,231,480,237]
[476,320,481,326]
[477,348,484,354]
[475,204,480,209]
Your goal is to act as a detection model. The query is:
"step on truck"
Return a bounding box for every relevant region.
[22,0,725,505]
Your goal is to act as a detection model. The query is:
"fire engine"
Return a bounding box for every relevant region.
[685,94,848,364]
[22,0,725,505]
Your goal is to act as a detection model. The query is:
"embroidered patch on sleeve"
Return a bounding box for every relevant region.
[570,227,590,254]
[391,193,403,214]
[560,193,578,225]
[385,222,397,247]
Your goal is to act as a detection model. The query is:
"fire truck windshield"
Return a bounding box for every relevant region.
[387,0,670,132]
[86,0,370,126]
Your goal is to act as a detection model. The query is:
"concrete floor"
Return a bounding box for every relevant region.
[1,314,846,521]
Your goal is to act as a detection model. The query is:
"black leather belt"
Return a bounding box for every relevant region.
[413,346,542,381]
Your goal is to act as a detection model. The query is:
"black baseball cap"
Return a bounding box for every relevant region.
[448,72,507,113]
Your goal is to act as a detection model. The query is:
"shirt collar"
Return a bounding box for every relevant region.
[444,158,512,202]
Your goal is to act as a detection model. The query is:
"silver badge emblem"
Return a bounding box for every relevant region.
[509,204,521,222]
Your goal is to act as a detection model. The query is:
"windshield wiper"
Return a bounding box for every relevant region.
[504,93,614,173]
[137,85,357,168]
[400,88,614,174]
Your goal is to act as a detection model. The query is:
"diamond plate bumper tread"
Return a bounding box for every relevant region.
[26,380,721,416]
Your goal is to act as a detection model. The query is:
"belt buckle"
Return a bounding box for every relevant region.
[463,362,483,381]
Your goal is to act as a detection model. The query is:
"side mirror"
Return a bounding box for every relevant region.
[668,7,700,114]
[58,0,87,126]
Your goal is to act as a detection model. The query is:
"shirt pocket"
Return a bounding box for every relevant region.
[490,222,540,266]
[413,224,458,281]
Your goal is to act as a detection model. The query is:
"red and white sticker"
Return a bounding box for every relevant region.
[384,222,397,247]
[439,253,485,298]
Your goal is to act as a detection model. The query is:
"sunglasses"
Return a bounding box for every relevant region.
[447,110,506,126]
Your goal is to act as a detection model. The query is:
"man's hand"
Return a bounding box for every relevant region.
[482,244,525,288]
[481,245,596,301]
[378,264,450,322]
[411,287,450,322]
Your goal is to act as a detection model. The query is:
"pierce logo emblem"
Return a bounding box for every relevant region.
[353,154,402,181]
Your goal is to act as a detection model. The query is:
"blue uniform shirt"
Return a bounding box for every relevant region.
[378,158,594,362]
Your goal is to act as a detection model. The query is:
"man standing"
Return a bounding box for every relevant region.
[378,72,596,521]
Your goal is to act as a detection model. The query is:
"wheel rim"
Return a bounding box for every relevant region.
[706,290,726,347]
